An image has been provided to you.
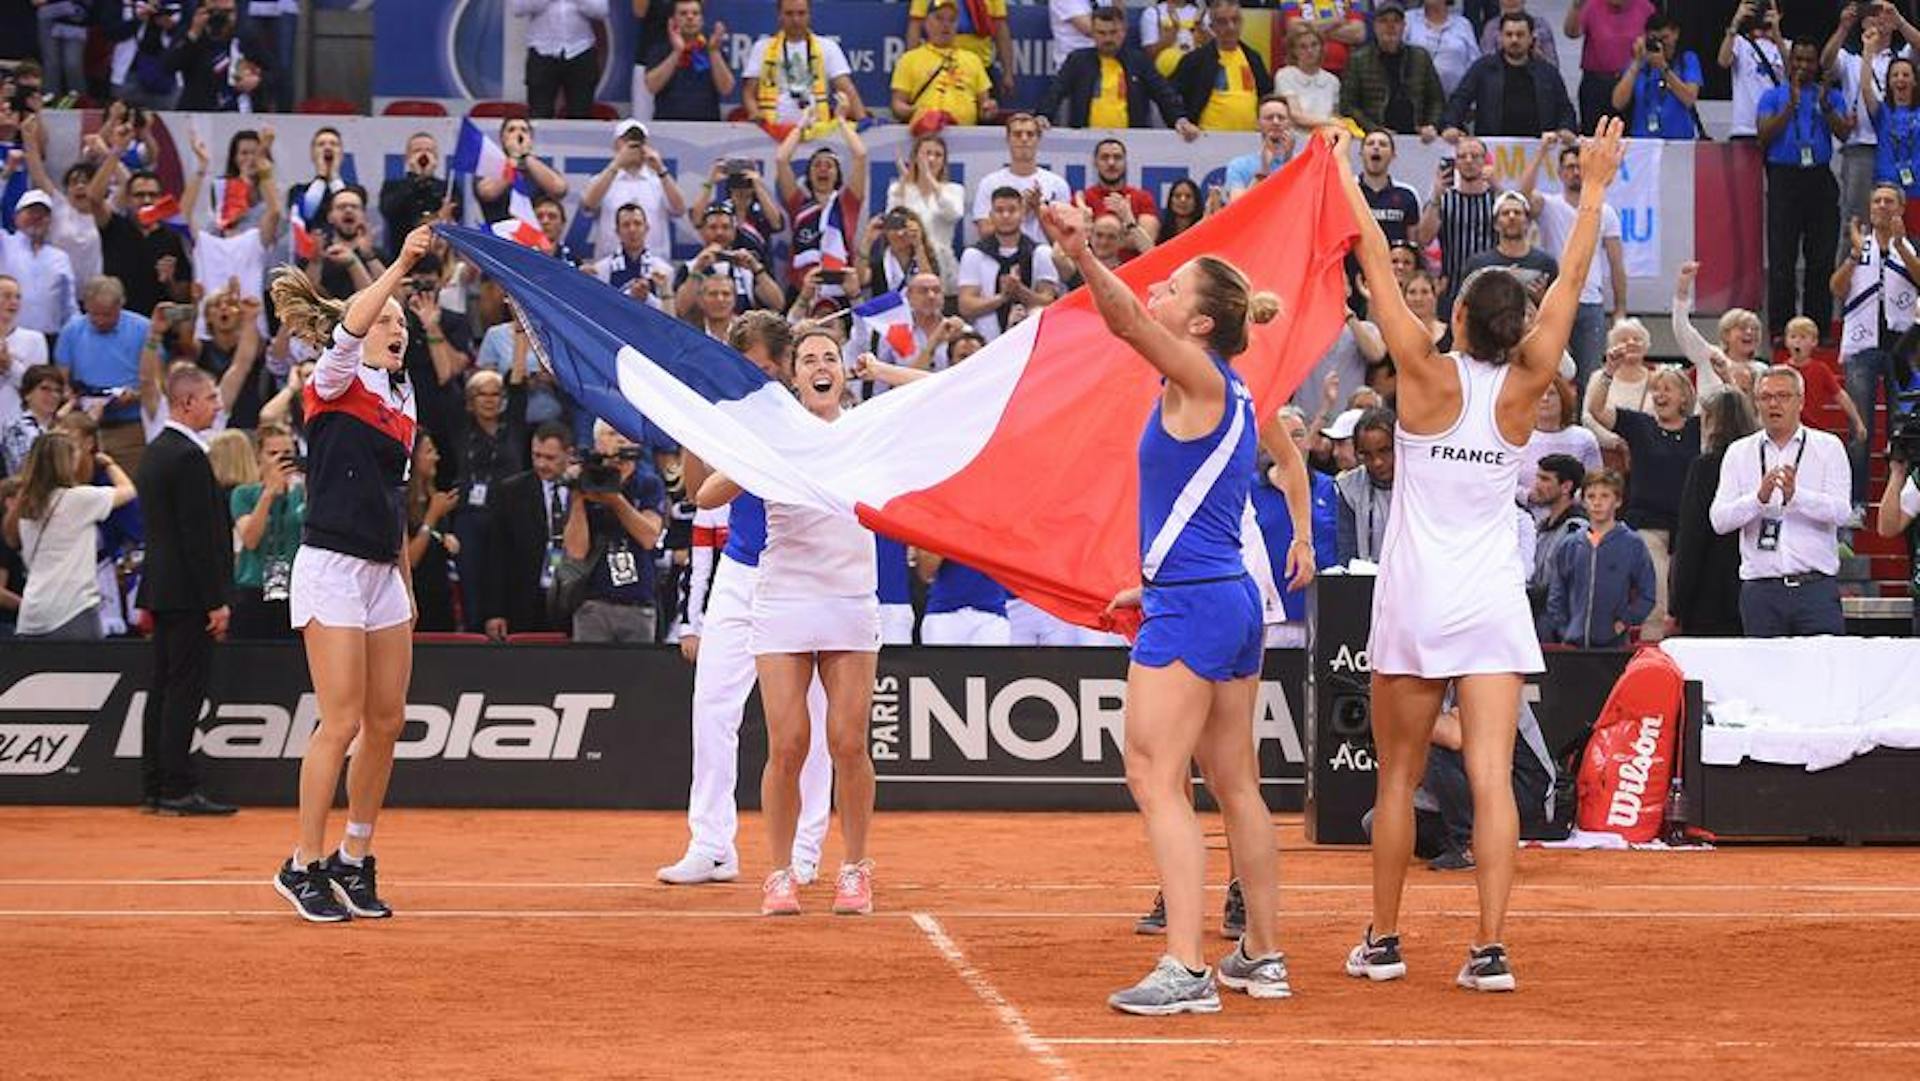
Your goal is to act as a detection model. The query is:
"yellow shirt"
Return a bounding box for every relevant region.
[909,0,1008,70]
[892,45,992,127]
[1198,47,1258,132]
[1089,55,1130,128]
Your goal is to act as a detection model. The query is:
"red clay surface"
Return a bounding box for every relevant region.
[5,809,1919,1080]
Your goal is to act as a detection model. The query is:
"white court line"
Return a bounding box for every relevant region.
[6,879,1920,894]
[5,908,1920,920]
[910,913,1075,1081]
[1041,1037,1920,1051]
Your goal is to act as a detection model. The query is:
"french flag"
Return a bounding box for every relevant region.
[850,290,918,361]
[792,193,852,283]
[289,215,317,261]
[451,117,536,221]
[435,139,1356,632]
[490,217,552,252]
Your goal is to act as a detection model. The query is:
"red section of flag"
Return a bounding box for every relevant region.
[857,139,1358,633]
[217,178,252,231]
[136,193,181,229]
[885,323,917,360]
[290,217,317,261]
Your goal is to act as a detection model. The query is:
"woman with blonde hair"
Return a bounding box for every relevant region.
[1583,317,1654,465]
[1,431,136,639]
[1671,260,1765,400]
[206,429,258,500]
[1585,362,1701,641]
[265,222,434,924]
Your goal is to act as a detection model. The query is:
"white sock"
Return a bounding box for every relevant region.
[336,843,365,867]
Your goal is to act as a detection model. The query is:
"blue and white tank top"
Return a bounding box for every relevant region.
[1137,352,1257,584]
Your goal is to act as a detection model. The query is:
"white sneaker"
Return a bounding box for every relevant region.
[655,851,739,885]
[791,859,819,886]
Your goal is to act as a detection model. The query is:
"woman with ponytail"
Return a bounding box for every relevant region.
[1040,202,1310,1016]
[1331,120,1627,994]
[266,223,434,924]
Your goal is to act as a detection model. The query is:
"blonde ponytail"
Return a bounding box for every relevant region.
[268,266,348,348]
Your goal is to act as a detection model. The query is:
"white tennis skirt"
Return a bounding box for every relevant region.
[749,592,882,656]
[291,545,411,632]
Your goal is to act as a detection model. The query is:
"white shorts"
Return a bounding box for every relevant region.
[921,609,1012,646]
[290,545,411,632]
[749,592,882,656]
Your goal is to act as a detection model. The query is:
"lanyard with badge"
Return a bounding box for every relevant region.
[540,481,566,591]
[1798,89,1821,167]
[1643,64,1668,134]
[1894,110,1920,189]
[1756,432,1807,552]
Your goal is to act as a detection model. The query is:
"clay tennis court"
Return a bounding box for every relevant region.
[7,808,1917,1080]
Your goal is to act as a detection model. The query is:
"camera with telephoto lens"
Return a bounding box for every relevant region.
[1889,391,1920,463]
[566,447,646,494]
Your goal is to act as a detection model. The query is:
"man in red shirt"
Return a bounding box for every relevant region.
[1079,138,1160,261]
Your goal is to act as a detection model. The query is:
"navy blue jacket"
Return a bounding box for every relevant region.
[1545,522,1656,648]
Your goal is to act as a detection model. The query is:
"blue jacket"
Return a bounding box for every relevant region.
[1545,523,1655,648]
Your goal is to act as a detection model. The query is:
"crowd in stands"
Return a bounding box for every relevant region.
[0,0,1916,649]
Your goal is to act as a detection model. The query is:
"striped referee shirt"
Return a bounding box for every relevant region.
[1436,187,1500,304]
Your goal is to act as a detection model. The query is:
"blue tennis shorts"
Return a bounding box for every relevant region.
[1131,574,1264,682]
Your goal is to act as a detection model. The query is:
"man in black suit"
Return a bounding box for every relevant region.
[134,365,236,816]
[482,421,575,640]
[1039,5,1200,137]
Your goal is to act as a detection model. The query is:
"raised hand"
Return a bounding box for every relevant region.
[1578,117,1627,196]
[1039,201,1090,262]
[397,223,434,268]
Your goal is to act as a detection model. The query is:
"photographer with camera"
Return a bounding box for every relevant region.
[673,204,785,317]
[1611,14,1701,139]
[558,421,668,643]
[229,424,305,640]
[690,158,783,256]
[1874,398,1920,634]
[590,204,675,311]
[379,134,460,262]
[582,120,685,264]
[1720,2,1785,140]
[164,0,271,112]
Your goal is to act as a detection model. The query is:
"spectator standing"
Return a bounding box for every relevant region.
[1139,0,1210,80]
[3,431,134,639]
[303,184,383,301]
[165,0,271,112]
[674,204,786,316]
[56,278,148,471]
[1340,1,1446,139]
[563,421,667,643]
[1441,12,1578,139]
[1585,362,1701,640]
[1543,468,1653,647]
[906,0,1016,100]
[629,0,676,121]
[483,421,574,639]
[1082,139,1162,258]
[1458,190,1558,301]
[890,1,996,130]
[1860,40,1920,231]
[1719,0,1785,141]
[1757,41,1853,340]
[245,0,301,112]
[1526,452,1587,624]
[1335,406,1395,562]
[1783,312,1869,500]
[287,128,352,235]
[1672,388,1758,637]
[228,424,304,640]
[582,120,686,264]
[1671,260,1767,403]
[1874,443,1920,637]
[888,134,966,291]
[644,0,734,121]
[17,117,102,293]
[475,119,570,225]
[958,186,1062,342]
[1415,136,1499,307]
[1521,134,1626,388]
[1275,19,1342,125]
[379,133,459,261]
[0,190,75,338]
[1711,366,1852,637]
[1040,5,1198,136]
[1612,14,1703,140]
[2,363,62,475]
[188,287,269,432]
[133,365,234,815]
[1563,0,1653,134]
[776,116,869,303]
[1521,377,1602,505]
[1472,0,1557,75]
[1223,95,1297,196]
[1049,0,1096,75]
[1355,132,1423,245]
[0,276,46,431]
[512,0,608,119]
[970,113,1074,243]
[1832,183,1919,499]
[405,436,462,632]
[1172,0,1272,133]
[1824,2,1920,230]
[742,0,868,134]
[1407,0,1481,97]
[103,1,185,110]
[89,153,193,320]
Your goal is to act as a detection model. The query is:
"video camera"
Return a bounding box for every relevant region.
[566,447,646,494]
[1890,390,1920,463]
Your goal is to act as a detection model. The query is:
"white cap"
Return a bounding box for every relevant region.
[15,189,52,214]
[614,119,649,142]
[1321,407,1364,440]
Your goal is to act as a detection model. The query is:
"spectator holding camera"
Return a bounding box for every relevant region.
[379,133,460,260]
[582,120,685,264]
[228,423,305,640]
[3,430,135,639]
[887,135,965,291]
[776,111,868,302]
[1825,1,1920,228]
[1612,14,1702,139]
[101,1,186,110]
[166,0,271,112]
[1875,424,1920,635]
[858,209,939,297]
[691,160,782,260]
[561,420,667,643]
[591,203,675,311]
[674,205,785,316]
[1719,1,1785,140]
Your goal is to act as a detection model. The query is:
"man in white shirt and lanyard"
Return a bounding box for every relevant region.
[513,0,608,119]
[1833,182,1919,503]
[1710,366,1851,637]
[1822,1,1920,228]
[1719,1,1785,140]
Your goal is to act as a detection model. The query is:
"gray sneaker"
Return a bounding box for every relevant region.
[1107,955,1222,1016]
[1217,940,1292,999]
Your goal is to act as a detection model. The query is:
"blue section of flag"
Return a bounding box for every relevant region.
[851,290,905,319]
[449,119,486,176]
[434,224,772,450]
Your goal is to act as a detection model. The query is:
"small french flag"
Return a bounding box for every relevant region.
[452,118,535,221]
[490,217,551,252]
[290,215,317,261]
[850,290,916,359]
[136,193,187,232]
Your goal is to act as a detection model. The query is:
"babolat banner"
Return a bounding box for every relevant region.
[0,642,1310,812]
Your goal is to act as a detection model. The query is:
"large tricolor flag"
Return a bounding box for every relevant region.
[450,118,536,222]
[436,138,1356,632]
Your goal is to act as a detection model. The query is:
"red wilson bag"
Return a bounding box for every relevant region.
[1575,647,1686,843]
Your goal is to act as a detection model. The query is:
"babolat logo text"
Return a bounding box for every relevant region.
[0,672,121,775]
[1606,713,1665,828]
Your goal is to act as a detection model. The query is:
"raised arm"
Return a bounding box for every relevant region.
[343,224,433,337]
[840,113,869,207]
[1670,260,1716,369]
[1329,129,1444,383]
[1037,201,1221,398]
[1513,119,1626,381]
[773,124,804,207]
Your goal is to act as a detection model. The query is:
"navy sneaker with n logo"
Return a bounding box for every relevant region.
[324,852,393,919]
[274,860,351,923]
